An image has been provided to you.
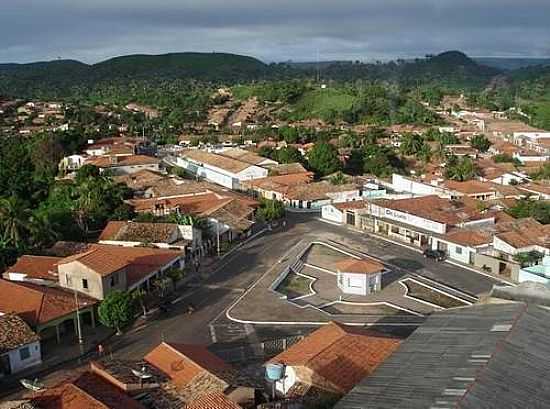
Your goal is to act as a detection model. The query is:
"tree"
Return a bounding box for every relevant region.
[513,251,544,267]
[0,197,31,249]
[307,143,342,177]
[470,134,492,152]
[530,163,550,181]
[445,156,477,181]
[507,199,550,224]
[363,145,404,177]
[257,199,285,222]
[275,146,303,164]
[98,291,135,334]
[153,277,172,298]
[166,266,185,284]
[329,171,348,185]
[399,133,425,156]
[345,149,365,175]
[131,288,148,318]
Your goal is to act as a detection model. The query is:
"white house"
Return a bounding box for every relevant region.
[175,149,268,190]
[335,257,385,296]
[513,132,550,145]
[59,154,87,172]
[0,314,42,376]
[518,256,550,286]
[391,174,449,198]
[85,155,161,176]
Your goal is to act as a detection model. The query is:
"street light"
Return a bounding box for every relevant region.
[74,289,85,356]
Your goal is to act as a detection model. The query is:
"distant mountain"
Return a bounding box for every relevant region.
[0,52,268,97]
[474,57,550,71]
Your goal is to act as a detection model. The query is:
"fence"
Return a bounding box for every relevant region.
[211,335,305,364]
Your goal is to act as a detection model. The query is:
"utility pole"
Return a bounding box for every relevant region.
[216,222,220,257]
[74,289,84,356]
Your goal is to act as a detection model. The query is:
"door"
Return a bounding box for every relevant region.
[0,354,11,376]
[346,211,356,226]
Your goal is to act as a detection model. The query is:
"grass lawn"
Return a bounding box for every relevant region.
[288,88,357,121]
[276,272,314,299]
[404,280,467,308]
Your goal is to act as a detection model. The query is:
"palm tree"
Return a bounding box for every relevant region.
[28,212,58,247]
[131,289,148,318]
[416,143,433,164]
[0,197,31,249]
[399,133,424,156]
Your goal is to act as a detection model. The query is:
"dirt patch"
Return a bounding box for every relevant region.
[276,272,314,299]
[301,243,350,271]
[403,280,468,308]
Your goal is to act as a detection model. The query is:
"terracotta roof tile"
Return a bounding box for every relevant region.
[58,244,182,278]
[32,371,144,409]
[0,313,39,353]
[99,221,178,243]
[184,393,241,409]
[0,279,97,327]
[86,155,160,168]
[180,150,254,174]
[285,181,360,201]
[269,322,401,394]
[5,255,62,281]
[335,258,384,275]
[144,342,232,389]
[443,229,492,247]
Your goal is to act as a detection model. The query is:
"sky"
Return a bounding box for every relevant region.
[2,0,550,64]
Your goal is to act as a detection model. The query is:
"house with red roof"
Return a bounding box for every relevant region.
[267,322,400,403]
[0,279,98,344]
[144,342,254,407]
[3,255,62,284]
[57,244,184,300]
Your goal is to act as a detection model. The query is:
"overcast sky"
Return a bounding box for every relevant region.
[2,0,550,64]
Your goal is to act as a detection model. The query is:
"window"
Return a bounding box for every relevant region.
[455,246,463,255]
[19,346,30,360]
[82,279,89,290]
[66,275,72,286]
[110,274,118,287]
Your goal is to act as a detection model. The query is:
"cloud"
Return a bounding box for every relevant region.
[2,0,550,63]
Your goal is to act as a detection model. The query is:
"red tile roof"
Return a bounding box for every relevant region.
[0,279,97,327]
[335,258,384,275]
[443,229,492,247]
[184,393,241,409]
[0,313,39,354]
[269,322,401,394]
[5,255,62,281]
[86,155,160,168]
[58,244,183,281]
[144,342,232,389]
[32,371,145,409]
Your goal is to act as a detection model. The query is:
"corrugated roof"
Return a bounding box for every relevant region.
[335,303,550,409]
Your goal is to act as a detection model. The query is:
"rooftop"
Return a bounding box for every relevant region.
[0,279,97,326]
[86,155,160,168]
[144,342,233,389]
[335,258,385,275]
[269,322,401,394]
[184,393,241,409]
[180,150,255,174]
[99,221,179,243]
[0,313,40,353]
[58,244,183,282]
[372,195,486,226]
[32,371,145,409]
[218,147,274,166]
[5,255,62,281]
[285,181,360,201]
[335,303,550,409]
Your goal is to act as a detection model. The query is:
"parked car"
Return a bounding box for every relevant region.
[423,249,446,261]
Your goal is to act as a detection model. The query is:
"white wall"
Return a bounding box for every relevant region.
[369,203,447,234]
[431,238,473,264]
[6,341,41,374]
[392,174,448,197]
[321,205,344,224]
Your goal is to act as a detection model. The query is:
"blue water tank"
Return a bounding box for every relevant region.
[265,363,285,381]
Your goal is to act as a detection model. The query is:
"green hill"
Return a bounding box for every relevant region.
[0,52,268,97]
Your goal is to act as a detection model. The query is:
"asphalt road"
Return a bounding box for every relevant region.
[109,212,501,360]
